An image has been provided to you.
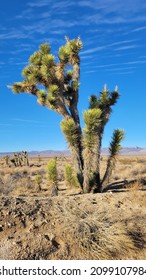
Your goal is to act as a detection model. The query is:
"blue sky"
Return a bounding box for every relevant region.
[0,0,146,152]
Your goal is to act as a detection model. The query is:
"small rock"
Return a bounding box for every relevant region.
[0,224,3,231]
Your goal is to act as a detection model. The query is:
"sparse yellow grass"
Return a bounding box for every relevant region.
[0,155,146,196]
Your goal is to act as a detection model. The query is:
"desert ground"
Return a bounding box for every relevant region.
[0,155,146,259]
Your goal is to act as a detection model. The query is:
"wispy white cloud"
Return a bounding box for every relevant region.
[12,118,44,124]
[104,66,136,71]
[80,46,106,55]
[126,60,146,65]
[83,59,146,70]
[80,55,94,60]
[0,30,29,40]
[115,45,138,51]
[78,0,146,24]
[80,40,137,55]
[80,0,146,13]
[108,70,134,75]
[15,8,34,20]
[83,70,98,74]
[132,26,146,32]
[27,0,50,8]
[138,55,146,59]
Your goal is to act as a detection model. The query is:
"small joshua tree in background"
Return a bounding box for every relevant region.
[37,154,41,165]
[10,37,124,193]
[64,163,80,188]
[47,158,58,196]
[34,174,42,191]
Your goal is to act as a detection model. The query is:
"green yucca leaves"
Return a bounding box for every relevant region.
[42,54,55,67]
[64,163,79,187]
[65,70,73,82]
[37,90,47,106]
[72,81,80,91]
[22,65,42,84]
[89,95,99,109]
[109,129,125,158]
[48,84,59,100]
[109,90,120,106]
[60,118,78,147]
[29,51,42,66]
[66,37,83,53]
[39,43,51,54]
[83,108,102,129]
[9,82,25,93]
[59,46,70,64]
[83,108,102,149]
[47,158,58,185]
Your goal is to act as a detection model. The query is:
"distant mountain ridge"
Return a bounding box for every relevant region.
[102,147,146,156]
[0,147,146,157]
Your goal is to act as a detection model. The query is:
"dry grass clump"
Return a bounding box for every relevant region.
[126,180,144,191]
[49,197,144,260]
[64,218,135,259]
[1,174,32,195]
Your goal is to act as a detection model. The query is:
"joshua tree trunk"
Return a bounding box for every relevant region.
[100,157,115,192]
[68,59,84,187]
[83,135,101,193]
[69,142,84,188]
[83,108,102,193]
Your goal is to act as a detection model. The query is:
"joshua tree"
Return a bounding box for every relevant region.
[64,163,80,189]
[9,37,124,193]
[21,151,29,166]
[34,174,42,191]
[4,155,10,167]
[47,158,58,196]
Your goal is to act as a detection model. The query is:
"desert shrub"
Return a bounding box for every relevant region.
[47,158,58,186]
[34,175,42,190]
[64,163,79,188]
[126,180,143,191]
[2,173,32,195]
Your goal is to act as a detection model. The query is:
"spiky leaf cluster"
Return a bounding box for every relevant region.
[109,129,125,158]
[61,118,79,147]
[89,86,120,129]
[48,85,59,101]
[64,163,79,187]
[37,90,47,106]
[9,82,26,93]
[64,37,83,65]
[83,108,102,128]
[22,44,55,86]
[47,158,58,185]
[10,38,83,117]
[59,46,71,64]
[83,108,102,148]
[89,95,98,109]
